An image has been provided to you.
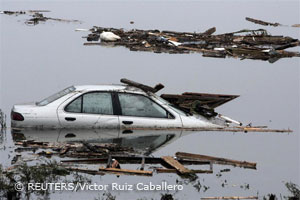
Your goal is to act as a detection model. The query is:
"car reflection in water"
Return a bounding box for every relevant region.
[11,128,187,155]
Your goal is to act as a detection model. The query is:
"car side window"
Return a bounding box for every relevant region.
[65,92,113,115]
[65,96,82,113]
[118,93,169,118]
[83,93,113,114]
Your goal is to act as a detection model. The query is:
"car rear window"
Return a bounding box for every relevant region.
[37,86,76,106]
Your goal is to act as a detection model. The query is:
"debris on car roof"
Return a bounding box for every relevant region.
[161,92,239,118]
[79,26,300,62]
[121,78,164,93]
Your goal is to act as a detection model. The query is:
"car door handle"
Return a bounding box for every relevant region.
[122,121,133,125]
[65,117,76,121]
[122,130,133,134]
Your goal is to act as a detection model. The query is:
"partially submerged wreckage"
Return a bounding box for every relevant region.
[11,137,257,177]
[79,26,300,63]
[11,78,291,133]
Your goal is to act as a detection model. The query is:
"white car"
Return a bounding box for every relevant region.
[11,85,230,129]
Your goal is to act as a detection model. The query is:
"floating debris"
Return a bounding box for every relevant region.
[246,17,300,29]
[175,152,256,169]
[79,26,300,62]
[285,182,300,199]
[0,10,50,15]
[11,135,258,177]
[25,13,81,26]
[1,10,81,25]
[246,17,281,27]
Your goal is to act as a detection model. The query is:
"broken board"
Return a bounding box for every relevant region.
[175,152,256,169]
[161,156,192,174]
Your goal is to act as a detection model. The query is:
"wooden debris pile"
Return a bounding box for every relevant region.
[81,26,300,62]
[11,136,258,177]
[60,151,257,177]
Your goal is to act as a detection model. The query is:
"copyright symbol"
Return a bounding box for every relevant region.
[15,182,24,191]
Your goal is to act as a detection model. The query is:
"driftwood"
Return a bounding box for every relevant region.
[176,152,256,169]
[121,78,164,93]
[246,17,281,27]
[81,26,300,62]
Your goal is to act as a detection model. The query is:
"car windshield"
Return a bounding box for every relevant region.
[36,86,76,106]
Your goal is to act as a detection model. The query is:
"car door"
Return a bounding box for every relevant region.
[117,93,182,129]
[57,92,119,129]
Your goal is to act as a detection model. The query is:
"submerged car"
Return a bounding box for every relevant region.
[11,84,236,129]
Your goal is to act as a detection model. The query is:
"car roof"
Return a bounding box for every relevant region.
[73,84,146,94]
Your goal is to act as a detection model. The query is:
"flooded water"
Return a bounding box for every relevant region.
[0,0,299,199]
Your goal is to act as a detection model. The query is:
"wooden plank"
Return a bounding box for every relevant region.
[176,152,256,169]
[99,167,152,176]
[161,156,192,174]
[120,78,164,93]
[156,168,213,174]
